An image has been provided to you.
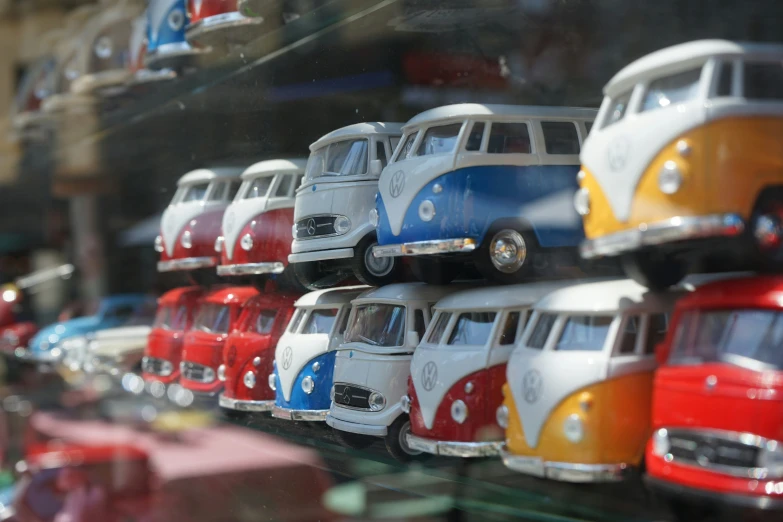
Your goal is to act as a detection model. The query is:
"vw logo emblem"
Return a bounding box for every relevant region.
[341,387,352,405]
[421,361,438,391]
[225,212,236,234]
[306,218,316,236]
[522,369,542,404]
[389,170,405,198]
[281,346,293,370]
[607,136,630,172]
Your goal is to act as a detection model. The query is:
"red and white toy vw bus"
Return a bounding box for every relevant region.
[215,159,305,283]
[404,282,568,457]
[218,290,298,413]
[142,286,205,384]
[185,0,264,50]
[156,167,242,282]
[647,275,783,510]
[179,286,258,396]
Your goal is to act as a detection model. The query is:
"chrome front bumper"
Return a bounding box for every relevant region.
[580,213,745,259]
[406,434,502,457]
[219,395,273,412]
[325,413,388,436]
[500,447,627,482]
[372,238,477,258]
[288,247,355,264]
[216,262,284,276]
[157,257,217,272]
[271,405,328,421]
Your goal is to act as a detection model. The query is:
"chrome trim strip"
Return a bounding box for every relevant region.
[406,434,502,457]
[580,213,745,259]
[271,405,328,421]
[186,11,261,34]
[645,475,783,510]
[288,248,355,264]
[500,446,627,482]
[217,262,285,276]
[325,413,388,437]
[294,213,342,241]
[373,238,477,258]
[157,257,217,272]
[219,395,273,412]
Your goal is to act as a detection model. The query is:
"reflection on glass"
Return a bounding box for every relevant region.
[527,313,557,349]
[244,176,273,199]
[426,312,451,343]
[416,123,462,156]
[487,122,531,153]
[194,304,230,334]
[448,312,497,346]
[182,183,210,202]
[301,309,338,334]
[641,68,702,112]
[253,310,276,334]
[345,304,406,347]
[556,315,613,351]
[152,305,187,330]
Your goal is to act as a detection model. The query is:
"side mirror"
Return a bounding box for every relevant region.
[370,159,383,177]
[654,342,668,365]
[407,331,420,349]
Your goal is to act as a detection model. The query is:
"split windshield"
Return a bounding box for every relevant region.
[193,304,230,334]
[152,305,187,331]
[345,304,406,347]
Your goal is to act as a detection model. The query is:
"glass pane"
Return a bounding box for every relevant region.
[426,312,451,343]
[337,307,351,335]
[244,177,273,199]
[487,122,531,154]
[448,312,497,346]
[326,139,368,176]
[414,309,426,341]
[274,175,294,197]
[182,183,209,202]
[345,304,406,347]
[152,306,172,329]
[585,121,594,135]
[499,311,521,345]
[645,314,669,354]
[288,309,304,333]
[227,181,241,201]
[465,121,485,151]
[301,308,338,335]
[744,62,783,100]
[376,140,388,167]
[208,182,226,201]
[416,123,462,156]
[527,313,557,349]
[541,121,580,154]
[390,136,401,151]
[305,147,326,181]
[618,316,639,355]
[603,89,632,127]
[715,62,733,97]
[556,315,613,352]
[641,68,702,112]
[253,310,277,334]
[395,131,418,162]
[194,304,230,334]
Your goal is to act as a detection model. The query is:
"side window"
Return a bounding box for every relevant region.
[602,89,632,128]
[414,309,426,342]
[274,174,294,197]
[645,314,669,355]
[395,131,418,161]
[208,182,227,201]
[498,311,521,345]
[227,181,241,200]
[527,313,556,349]
[541,121,580,155]
[641,68,702,113]
[294,175,304,191]
[375,140,388,167]
[426,312,451,343]
[556,315,613,352]
[416,123,463,156]
[743,62,783,100]
[585,121,594,135]
[487,122,531,154]
[464,121,485,151]
[390,136,401,152]
[714,61,733,97]
[618,316,640,355]
[288,309,304,333]
[337,307,351,335]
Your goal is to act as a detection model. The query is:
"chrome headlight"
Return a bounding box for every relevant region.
[267,373,276,391]
[214,236,224,253]
[368,208,379,228]
[203,367,216,383]
[312,361,321,372]
[496,405,509,429]
[658,160,683,195]
[368,391,386,411]
[181,230,193,249]
[333,216,351,235]
[291,224,297,239]
[217,364,226,382]
[94,35,113,59]
[301,375,314,394]
[418,200,436,222]
[240,233,254,251]
[244,371,256,389]
[154,235,164,253]
[563,414,584,443]
[400,394,411,414]
[573,188,590,216]
[758,440,783,478]
[450,399,468,424]
[651,428,670,457]
[168,9,185,31]
[160,360,173,377]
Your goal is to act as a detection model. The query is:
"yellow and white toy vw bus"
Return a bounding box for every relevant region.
[578,40,783,289]
[499,279,680,482]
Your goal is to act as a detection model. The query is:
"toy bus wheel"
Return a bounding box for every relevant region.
[332,429,375,450]
[621,252,685,290]
[352,235,402,286]
[474,227,535,284]
[410,257,461,285]
[292,262,327,291]
[751,194,783,270]
[384,415,427,462]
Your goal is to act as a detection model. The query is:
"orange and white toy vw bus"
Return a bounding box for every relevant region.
[500,279,681,482]
[578,40,783,289]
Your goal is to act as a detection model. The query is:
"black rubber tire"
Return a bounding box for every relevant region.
[292,262,325,292]
[474,225,537,285]
[384,415,426,462]
[332,428,375,450]
[351,234,403,287]
[621,252,686,290]
[410,257,461,285]
[751,192,783,272]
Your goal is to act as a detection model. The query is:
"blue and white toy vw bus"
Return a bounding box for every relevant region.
[145,0,202,70]
[372,104,597,285]
[270,286,367,421]
[288,122,404,290]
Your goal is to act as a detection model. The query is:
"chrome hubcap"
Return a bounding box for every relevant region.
[489,230,527,273]
[365,244,394,276]
[400,421,420,455]
[754,213,783,250]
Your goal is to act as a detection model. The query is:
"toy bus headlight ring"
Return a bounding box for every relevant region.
[368,391,386,411]
[214,236,224,253]
[563,414,584,443]
[267,373,276,391]
[217,364,226,382]
[181,230,193,249]
[658,160,683,195]
[243,371,256,389]
[496,405,509,429]
[451,400,468,424]
[301,376,314,394]
[400,394,411,414]
[154,235,164,253]
[240,233,254,251]
[168,9,185,31]
[94,36,112,59]
[573,188,591,217]
[203,367,216,383]
[418,200,436,222]
[312,361,321,372]
[651,428,671,457]
[334,216,351,235]
[758,441,783,478]
[368,208,379,228]
[160,360,173,377]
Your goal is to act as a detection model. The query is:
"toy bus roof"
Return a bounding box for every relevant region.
[403,104,597,131]
[606,40,783,97]
[294,285,369,308]
[532,278,685,314]
[434,281,575,312]
[177,167,243,185]
[201,286,259,306]
[353,282,463,304]
[244,292,299,309]
[310,122,405,151]
[159,286,205,305]
[240,159,308,181]
[676,275,783,311]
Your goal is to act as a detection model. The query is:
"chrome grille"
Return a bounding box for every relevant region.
[294,215,337,239]
[142,357,166,375]
[333,383,371,410]
[667,429,760,471]
[182,361,207,381]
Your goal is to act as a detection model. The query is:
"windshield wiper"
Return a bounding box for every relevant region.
[358,334,379,346]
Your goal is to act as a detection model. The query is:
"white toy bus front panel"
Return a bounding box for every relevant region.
[411,308,528,430]
[160,178,238,256]
[275,304,348,402]
[222,170,301,261]
[507,310,663,448]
